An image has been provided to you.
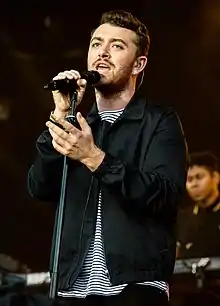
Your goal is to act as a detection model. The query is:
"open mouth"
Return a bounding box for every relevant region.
[96,63,111,71]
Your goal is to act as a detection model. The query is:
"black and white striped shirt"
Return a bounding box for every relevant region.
[58,109,169,299]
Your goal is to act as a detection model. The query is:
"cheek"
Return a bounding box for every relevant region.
[87,50,95,68]
[113,52,133,66]
[186,182,191,192]
[87,56,92,68]
[186,185,195,196]
[200,178,211,189]
[115,59,133,77]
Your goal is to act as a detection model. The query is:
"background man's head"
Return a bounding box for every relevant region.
[186,151,220,203]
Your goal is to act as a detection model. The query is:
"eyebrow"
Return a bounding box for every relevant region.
[90,37,128,47]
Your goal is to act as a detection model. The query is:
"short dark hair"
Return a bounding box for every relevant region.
[189,151,220,173]
[98,10,150,57]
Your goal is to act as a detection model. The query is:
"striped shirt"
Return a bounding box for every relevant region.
[58,109,169,299]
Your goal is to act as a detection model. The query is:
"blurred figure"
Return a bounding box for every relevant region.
[174,151,220,306]
[0,254,52,306]
[0,254,31,274]
[177,151,220,258]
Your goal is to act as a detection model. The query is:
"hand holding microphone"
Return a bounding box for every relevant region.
[44,69,104,167]
[49,70,86,119]
[45,70,100,119]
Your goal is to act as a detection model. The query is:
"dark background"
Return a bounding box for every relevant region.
[0,0,220,271]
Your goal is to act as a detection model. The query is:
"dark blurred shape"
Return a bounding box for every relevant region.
[0,99,10,121]
[0,254,31,274]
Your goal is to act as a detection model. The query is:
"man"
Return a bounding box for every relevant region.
[28,10,187,306]
[175,152,220,306]
[177,151,220,258]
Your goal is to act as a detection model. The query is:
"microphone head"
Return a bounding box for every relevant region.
[85,70,101,85]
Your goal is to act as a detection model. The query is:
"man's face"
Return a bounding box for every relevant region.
[87,23,139,90]
[186,166,217,202]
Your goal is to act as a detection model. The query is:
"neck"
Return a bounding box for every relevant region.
[198,189,219,209]
[95,82,136,111]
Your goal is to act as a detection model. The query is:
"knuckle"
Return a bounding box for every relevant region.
[84,129,91,136]
[85,134,90,141]
[61,149,66,155]
[77,79,87,86]
[65,143,72,151]
[71,138,77,146]
[52,139,57,148]
[56,71,73,80]
[76,133,82,139]
[57,73,66,78]
[53,135,59,142]
[63,71,74,79]
[70,70,81,78]
[63,149,69,156]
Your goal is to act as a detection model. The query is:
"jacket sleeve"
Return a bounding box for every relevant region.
[93,109,188,212]
[27,129,64,202]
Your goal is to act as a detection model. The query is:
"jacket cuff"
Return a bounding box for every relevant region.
[92,152,115,178]
[93,152,124,180]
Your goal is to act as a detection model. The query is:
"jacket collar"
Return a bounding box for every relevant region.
[86,92,147,125]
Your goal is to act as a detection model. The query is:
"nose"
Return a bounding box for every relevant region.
[98,45,110,59]
[189,180,199,189]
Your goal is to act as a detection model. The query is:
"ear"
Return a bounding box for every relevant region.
[213,171,220,185]
[132,56,147,76]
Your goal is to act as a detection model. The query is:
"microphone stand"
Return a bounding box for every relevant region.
[49,89,78,299]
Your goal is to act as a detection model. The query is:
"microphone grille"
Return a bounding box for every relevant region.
[85,70,101,85]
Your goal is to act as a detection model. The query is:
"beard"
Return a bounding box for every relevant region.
[94,64,134,95]
[94,81,125,96]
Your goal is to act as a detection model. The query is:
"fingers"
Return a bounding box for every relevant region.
[77,78,87,88]
[53,70,81,81]
[49,113,91,135]
[46,121,75,140]
[52,70,87,88]
[47,123,77,155]
[76,112,91,134]
[52,70,88,92]
[46,114,94,160]
[48,128,67,148]
[51,70,87,108]
[52,138,70,156]
[47,117,78,134]
[46,119,82,146]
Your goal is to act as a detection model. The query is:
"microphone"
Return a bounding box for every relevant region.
[44,70,101,91]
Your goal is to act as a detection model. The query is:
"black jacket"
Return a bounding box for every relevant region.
[28,95,188,291]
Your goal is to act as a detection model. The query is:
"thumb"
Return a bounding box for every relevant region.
[77,78,87,89]
[77,112,91,134]
[77,79,87,96]
[76,79,87,106]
